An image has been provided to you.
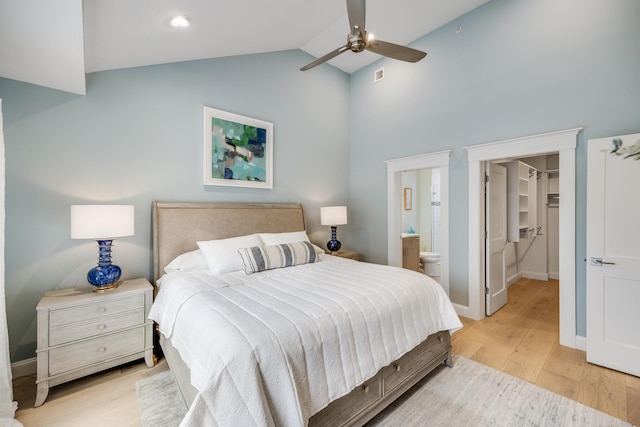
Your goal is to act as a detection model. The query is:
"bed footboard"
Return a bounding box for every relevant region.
[309,330,451,427]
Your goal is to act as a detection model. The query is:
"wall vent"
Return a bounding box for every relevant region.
[374,68,384,83]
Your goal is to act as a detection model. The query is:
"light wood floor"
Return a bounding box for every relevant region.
[453,277,640,425]
[13,358,169,426]
[12,277,640,426]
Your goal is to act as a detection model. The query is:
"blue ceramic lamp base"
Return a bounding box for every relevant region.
[88,240,122,292]
[326,226,342,253]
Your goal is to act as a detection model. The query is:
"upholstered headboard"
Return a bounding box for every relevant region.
[151,201,306,283]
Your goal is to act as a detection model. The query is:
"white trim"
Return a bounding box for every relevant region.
[557,144,577,348]
[0,98,18,421]
[386,150,451,296]
[465,128,581,349]
[465,128,581,162]
[11,357,36,379]
[507,273,521,286]
[386,150,451,173]
[520,272,550,281]
[575,335,587,352]
[452,303,471,318]
[467,159,485,320]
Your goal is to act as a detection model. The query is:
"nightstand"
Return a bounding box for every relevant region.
[35,278,154,407]
[327,249,359,261]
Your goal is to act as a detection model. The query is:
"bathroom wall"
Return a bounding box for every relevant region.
[401,171,418,233]
[418,169,434,252]
[402,168,440,253]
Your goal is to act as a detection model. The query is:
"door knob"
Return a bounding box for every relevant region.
[590,257,615,266]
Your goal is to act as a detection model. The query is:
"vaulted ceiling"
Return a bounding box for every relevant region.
[0,0,489,95]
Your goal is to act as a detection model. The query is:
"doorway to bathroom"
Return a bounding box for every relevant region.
[401,168,442,282]
[385,150,451,297]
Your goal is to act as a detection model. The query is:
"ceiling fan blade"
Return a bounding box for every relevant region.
[300,45,350,71]
[366,39,427,63]
[346,0,366,37]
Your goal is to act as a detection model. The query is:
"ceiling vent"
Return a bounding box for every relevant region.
[374,68,384,83]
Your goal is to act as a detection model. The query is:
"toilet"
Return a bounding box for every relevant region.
[420,252,440,277]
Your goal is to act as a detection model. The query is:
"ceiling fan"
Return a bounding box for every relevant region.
[300,0,427,71]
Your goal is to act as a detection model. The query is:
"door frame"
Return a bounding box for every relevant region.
[386,150,451,296]
[465,128,581,349]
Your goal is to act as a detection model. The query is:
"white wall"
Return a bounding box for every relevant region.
[516,156,547,280]
[401,171,418,233]
[417,169,433,252]
[547,155,560,279]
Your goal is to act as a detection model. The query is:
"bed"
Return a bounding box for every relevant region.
[149,201,462,426]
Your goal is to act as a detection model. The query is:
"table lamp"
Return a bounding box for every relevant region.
[71,205,134,291]
[320,206,347,253]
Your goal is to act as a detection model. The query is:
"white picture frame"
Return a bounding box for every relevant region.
[203,106,273,189]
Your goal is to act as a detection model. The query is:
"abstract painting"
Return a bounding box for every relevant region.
[203,106,273,188]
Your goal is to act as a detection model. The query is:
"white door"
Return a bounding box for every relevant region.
[486,163,508,316]
[586,133,640,377]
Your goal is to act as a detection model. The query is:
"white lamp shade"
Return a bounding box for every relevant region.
[71,205,135,239]
[320,206,348,226]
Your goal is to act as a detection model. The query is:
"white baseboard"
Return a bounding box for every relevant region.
[549,272,560,280]
[520,271,549,281]
[12,357,36,378]
[507,273,520,286]
[452,303,474,320]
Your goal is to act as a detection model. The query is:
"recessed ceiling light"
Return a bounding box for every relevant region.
[170,15,191,28]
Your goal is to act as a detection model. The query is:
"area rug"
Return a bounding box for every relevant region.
[136,370,187,427]
[136,355,634,427]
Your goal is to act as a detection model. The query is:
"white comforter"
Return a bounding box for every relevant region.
[149,255,462,427]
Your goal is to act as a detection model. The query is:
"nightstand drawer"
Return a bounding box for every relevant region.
[49,294,144,327]
[49,327,145,376]
[49,309,145,346]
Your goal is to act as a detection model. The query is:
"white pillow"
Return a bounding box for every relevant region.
[164,249,207,274]
[258,231,325,255]
[258,231,311,245]
[198,234,263,274]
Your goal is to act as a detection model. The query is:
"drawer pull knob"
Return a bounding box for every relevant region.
[438,336,443,342]
[395,364,401,372]
[98,347,106,352]
[97,324,106,330]
[363,385,370,394]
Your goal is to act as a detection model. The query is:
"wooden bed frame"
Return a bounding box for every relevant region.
[152,201,452,426]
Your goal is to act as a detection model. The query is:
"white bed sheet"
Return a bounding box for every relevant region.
[149,255,462,427]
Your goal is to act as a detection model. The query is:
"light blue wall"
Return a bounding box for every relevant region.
[348,0,640,335]
[0,50,350,361]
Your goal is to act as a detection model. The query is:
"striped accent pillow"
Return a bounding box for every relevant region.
[238,241,318,274]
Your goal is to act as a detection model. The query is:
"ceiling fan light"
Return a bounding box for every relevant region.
[170,15,191,28]
[368,33,375,41]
